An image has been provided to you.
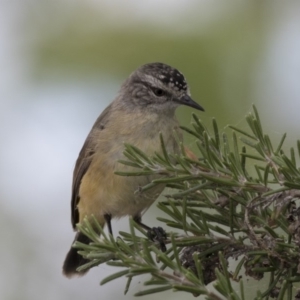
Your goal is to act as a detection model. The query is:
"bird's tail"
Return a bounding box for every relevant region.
[62,232,93,278]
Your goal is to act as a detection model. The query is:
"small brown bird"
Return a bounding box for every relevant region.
[63,62,204,278]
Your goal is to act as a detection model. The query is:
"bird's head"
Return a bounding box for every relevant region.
[119,62,204,115]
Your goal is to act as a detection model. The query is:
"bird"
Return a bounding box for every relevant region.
[62,62,204,278]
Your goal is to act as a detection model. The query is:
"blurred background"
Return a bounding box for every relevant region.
[1,0,300,299]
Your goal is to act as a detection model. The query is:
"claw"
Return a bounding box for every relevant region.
[147,227,167,252]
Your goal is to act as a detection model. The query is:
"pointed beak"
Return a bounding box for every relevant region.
[177,95,204,111]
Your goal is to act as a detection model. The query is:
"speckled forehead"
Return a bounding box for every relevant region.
[142,63,188,92]
[157,68,188,92]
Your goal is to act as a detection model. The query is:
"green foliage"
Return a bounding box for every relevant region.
[75,106,300,299]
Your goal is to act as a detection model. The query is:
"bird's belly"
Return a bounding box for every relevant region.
[79,167,164,221]
[78,124,181,222]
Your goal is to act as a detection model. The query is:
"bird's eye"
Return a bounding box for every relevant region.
[152,88,165,97]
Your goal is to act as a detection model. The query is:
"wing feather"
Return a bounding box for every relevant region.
[70,103,113,229]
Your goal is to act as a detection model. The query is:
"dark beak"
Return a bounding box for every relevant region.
[178,95,205,111]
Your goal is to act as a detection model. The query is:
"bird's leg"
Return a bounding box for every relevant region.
[133,216,167,252]
[133,215,151,230]
[104,214,113,236]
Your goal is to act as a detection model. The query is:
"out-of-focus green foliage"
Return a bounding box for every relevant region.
[28,1,267,124]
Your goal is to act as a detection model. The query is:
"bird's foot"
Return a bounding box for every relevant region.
[147,227,167,252]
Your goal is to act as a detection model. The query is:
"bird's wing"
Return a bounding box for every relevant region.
[70,103,113,229]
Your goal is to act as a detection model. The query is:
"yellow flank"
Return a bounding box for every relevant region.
[77,109,182,224]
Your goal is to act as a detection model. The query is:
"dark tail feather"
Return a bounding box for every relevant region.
[62,232,92,278]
